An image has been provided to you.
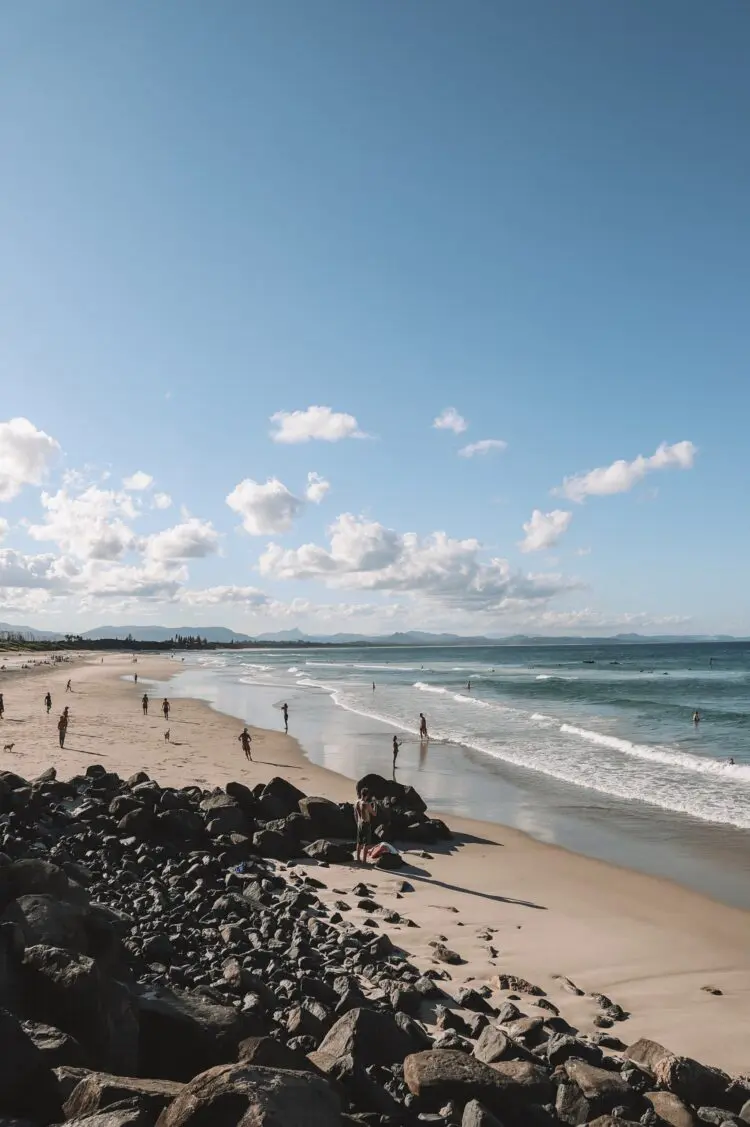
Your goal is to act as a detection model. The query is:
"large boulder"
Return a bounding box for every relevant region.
[6,860,88,906]
[625,1038,674,1076]
[22,1020,87,1068]
[21,945,138,1075]
[135,984,249,1082]
[355,774,427,815]
[6,895,90,954]
[474,1026,511,1065]
[258,778,307,821]
[403,1049,551,1114]
[154,1062,340,1127]
[0,1006,63,1123]
[645,1091,700,1127]
[653,1055,732,1110]
[237,1036,318,1074]
[316,1007,415,1067]
[303,840,353,864]
[298,797,353,840]
[64,1072,183,1120]
[462,1100,504,1127]
[563,1059,636,1114]
[252,829,296,862]
[64,1110,155,1127]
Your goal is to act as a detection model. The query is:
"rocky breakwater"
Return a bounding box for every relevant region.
[0,764,745,1127]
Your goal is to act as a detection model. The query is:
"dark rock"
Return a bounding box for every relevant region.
[432,943,463,965]
[653,1056,732,1109]
[63,1073,183,1120]
[21,1020,86,1067]
[491,975,545,997]
[462,1099,504,1127]
[547,1034,602,1067]
[64,1110,155,1127]
[404,1049,551,1113]
[374,852,405,870]
[355,774,428,815]
[316,1007,415,1067]
[303,840,353,864]
[474,1027,511,1065]
[154,1061,340,1127]
[21,945,138,1074]
[298,797,353,839]
[53,1065,92,1103]
[696,1108,740,1126]
[135,984,249,1082]
[252,829,296,862]
[0,1006,62,1123]
[237,1036,318,1073]
[258,777,307,821]
[564,1059,637,1114]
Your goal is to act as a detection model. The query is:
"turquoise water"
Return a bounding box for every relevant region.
[194,641,750,829]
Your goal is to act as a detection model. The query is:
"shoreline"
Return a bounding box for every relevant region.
[2,652,750,1073]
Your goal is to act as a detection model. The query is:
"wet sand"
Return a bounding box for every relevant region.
[1,652,749,1074]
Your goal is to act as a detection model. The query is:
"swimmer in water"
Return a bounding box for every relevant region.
[692,710,701,724]
[728,757,735,766]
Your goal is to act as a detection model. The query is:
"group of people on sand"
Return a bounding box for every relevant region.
[141,693,171,720]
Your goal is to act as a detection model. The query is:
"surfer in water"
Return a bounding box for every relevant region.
[692,710,701,724]
[728,757,735,766]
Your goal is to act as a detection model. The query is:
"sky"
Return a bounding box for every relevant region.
[0,1,748,637]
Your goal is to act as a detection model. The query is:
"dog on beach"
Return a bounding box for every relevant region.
[3,743,15,753]
[164,729,170,742]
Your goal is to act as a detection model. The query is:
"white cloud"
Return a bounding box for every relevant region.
[519,509,573,553]
[77,559,186,600]
[152,492,173,510]
[0,549,77,589]
[576,547,592,557]
[178,585,269,607]
[259,512,579,613]
[0,418,60,501]
[226,478,305,535]
[459,439,507,458]
[123,470,153,491]
[28,486,138,561]
[270,406,365,444]
[433,407,467,434]
[305,472,330,504]
[0,518,8,542]
[147,518,219,561]
[0,588,54,614]
[556,441,697,503]
[519,609,692,631]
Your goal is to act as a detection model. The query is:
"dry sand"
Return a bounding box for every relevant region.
[2,652,749,1074]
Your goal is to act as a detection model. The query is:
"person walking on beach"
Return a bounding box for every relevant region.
[134,673,138,684]
[392,735,402,774]
[238,727,253,762]
[45,692,52,714]
[372,682,376,692]
[162,698,170,721]
[142,693,149,715]
[0,694,4,719]
[282,702,288,733]
[355,788,376,865]
[419,712,428,739]
[66,679,72,692]
[57,712,68,748]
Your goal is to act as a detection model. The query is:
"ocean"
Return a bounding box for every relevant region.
[153,640,750,906]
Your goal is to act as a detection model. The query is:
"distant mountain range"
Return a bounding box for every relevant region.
[0,621,744,646]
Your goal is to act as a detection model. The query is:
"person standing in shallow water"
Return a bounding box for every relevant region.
[238,727,253,761]
[282,702,288,733]
[419,713,428,739]
[142,693,149,715]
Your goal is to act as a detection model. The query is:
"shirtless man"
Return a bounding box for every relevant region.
[238,727,253,762]
[419,713,428,739]
[355,788,376,864]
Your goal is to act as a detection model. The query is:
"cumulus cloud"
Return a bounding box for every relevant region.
[433,407,467,434]
[0,588,54,614]
[152,492,173,510]
[147,518,219,561]
[459,439,507,458]
[27,486,138,561]
[556,441,697,503]
[77,559,186,600]
[0,417,60,501]
[178,585,269,607]
[270,406,365,444]
[0,518,8,542]
[259,512,578,613]
[123,471,153,491]
[226,478,305,535]
[0,548,76,589]
[519,609,692,631]
[519,509,573,553]
[305,472,330,504]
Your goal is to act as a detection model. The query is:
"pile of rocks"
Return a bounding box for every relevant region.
[0,763,746,1127]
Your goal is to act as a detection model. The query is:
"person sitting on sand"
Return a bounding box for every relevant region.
[45,692,52,714]
[58,712,68,749]
[142,693,149,715]
[238,727,253,762]
[282,702,289,733]
[419,712,428,739]
[162,698,170,720]
[392,735,402,772]
[355,788,376,864]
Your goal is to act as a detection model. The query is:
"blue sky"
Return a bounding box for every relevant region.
[1,1,748,635]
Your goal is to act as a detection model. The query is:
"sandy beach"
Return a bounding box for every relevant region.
[1,651,749,1075]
